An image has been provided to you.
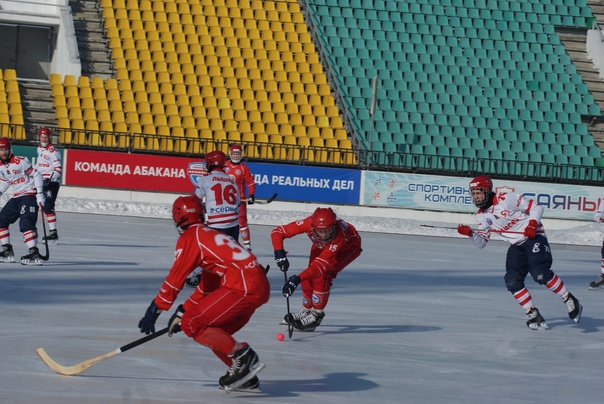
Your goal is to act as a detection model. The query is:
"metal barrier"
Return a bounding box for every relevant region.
[3,121,604,185]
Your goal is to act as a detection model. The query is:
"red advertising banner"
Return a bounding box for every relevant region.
[64,149,202,193]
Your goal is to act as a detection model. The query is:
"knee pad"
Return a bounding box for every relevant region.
[504,272,525,293]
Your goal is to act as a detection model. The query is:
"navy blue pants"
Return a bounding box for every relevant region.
[504,235,554,294]
[212,225,239,242]
[43,182,60,214]
[0,195,38,232]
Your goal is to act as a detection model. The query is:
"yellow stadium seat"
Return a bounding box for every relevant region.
[111,110,126,123]
[185,127,199,138]
[55,106,68,119]
[182,116,196,129]
[70,119,86,144]
[58,121,72,144]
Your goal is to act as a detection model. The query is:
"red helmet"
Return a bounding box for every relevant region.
[0,137,11,150]
[38,127,51,137]
[172,195,204,233]
[230,144,243,163]
[469,175,493,208]
[311,207,337,243]
[205,150,227,171]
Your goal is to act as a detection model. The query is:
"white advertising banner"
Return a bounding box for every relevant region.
[361,171,603,220]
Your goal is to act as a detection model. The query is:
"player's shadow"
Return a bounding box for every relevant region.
[303,324,439,336]
[59,242,159,248]
[39,261,140,267]
[541,314,604,333]
[209,372,379,397]
[283,324,439,343]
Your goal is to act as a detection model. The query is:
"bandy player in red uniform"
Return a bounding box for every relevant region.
[224,144,256,251]
[272,207,362,331]
[138,195,269,392]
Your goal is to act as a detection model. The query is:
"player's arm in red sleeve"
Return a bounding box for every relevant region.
[270,218,311,250]
[243,164,256,196]
[154,232,202,311]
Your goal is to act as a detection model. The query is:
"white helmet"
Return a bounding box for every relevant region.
[230,144,243,164]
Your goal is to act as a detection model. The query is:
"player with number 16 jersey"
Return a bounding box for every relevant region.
[194,151,240,236]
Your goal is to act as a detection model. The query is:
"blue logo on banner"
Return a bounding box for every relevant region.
[187,162,207,188]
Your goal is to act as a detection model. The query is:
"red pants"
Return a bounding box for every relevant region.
[300,242,362,311]
[238,202,251,244]
[181,287,260,366]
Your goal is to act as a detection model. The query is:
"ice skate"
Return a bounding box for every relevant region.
[243,242,252,252]
[588,273,604,290]
[563,292,583,323]
[526,307,549,330]
[0,244,15,263]
[282,308,310,324]
[293,309,325,332]
[185,273,200,288]
[218,375,262,393]
[43,229,59,244]
[219,344,265,393]
[21,247,42,266]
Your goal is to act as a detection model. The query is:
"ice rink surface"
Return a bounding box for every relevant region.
[1,212,603,404]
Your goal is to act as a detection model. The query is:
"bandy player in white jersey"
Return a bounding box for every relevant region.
[0,137,46,265]
[186,150,240,287]
[36,127,62,243]
[457,175,582,330]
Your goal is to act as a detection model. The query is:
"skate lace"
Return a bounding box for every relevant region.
[526,309,540,321]
[292,309,309,321]
[298,312,318,326]
[564,295,576,312]
[228,346,250,375]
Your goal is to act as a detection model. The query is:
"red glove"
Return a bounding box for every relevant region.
[524,220,538,238]
[457,224,473,237]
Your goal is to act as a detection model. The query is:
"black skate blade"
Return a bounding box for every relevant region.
[219,385,262,394]
[223,362,265,393]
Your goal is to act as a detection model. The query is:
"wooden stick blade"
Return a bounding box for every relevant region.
[36,347,120,376]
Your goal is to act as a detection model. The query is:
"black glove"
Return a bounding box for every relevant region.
[138,300,161,335]
[282,274,301,297]
[248,194,255,205]
[43,178,51,187]
[168,304,185,337]
[274,249,289,272]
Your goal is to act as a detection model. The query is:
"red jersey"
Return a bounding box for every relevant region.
[153,224,270,311]
[271,217,361,281]
[224,160,256,199]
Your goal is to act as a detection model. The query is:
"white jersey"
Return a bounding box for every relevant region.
[193,168,240,229]
[0,155,43,198]
[472,192,545,247]
[36,143,62,182]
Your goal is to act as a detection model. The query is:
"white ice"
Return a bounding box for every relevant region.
[1,196,603,404]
